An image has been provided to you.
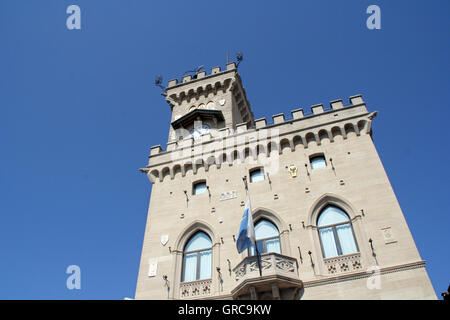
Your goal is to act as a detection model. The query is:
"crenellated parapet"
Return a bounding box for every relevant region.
[165,63,244,107]
[140,94,377,183]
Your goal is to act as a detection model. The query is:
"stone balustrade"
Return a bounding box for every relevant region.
[233,252,299,282]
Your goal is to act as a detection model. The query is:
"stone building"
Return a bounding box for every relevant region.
[135,62,436,300]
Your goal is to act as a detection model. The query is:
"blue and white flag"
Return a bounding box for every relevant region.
[236,193,256,253]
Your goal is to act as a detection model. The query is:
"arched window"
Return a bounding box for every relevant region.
[249,219,281,256]
[249,168,265,183]
[317,205,358,258]
[182,232,212,282]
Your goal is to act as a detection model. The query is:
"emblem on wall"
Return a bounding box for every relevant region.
[220,190,237,201]
[289,165,298,178]
[148,259,158,277]
[219,99,226,106]
[161,234,169,246]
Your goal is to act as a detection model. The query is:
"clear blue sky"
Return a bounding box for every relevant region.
[0,1,448,299]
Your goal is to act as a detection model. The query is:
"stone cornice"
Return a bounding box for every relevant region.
[303,260,427,288]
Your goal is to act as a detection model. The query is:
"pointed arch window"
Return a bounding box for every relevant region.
[182,232,212,282]
[249,219,281,256]
[317,205,358,258]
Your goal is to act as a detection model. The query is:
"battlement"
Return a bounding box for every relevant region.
[141,94,376,183]
[167,62,237,88]
[151,94,366,154]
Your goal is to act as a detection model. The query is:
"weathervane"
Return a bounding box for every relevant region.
[155,75,165,92]
[236,52,243,69]
[183,65,204,78]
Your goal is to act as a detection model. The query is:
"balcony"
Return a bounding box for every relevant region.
[231,253,303,300]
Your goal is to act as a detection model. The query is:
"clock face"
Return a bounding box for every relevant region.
[189,124,210,140]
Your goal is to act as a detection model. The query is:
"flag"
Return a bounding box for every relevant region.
[236,193,256,253]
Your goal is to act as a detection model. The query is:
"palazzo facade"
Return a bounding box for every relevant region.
[135,63,436,300]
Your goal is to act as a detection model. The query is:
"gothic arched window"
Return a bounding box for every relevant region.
[317,205,358,258]
[249,219,281,256]
[182,232,212,282]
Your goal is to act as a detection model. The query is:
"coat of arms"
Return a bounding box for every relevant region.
[161,234,169,246]
[289,165,298,178]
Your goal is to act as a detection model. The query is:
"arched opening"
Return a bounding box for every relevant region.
[305,132,316,147]
[344,123,356,138]
[318,130,330,144]
[317,205,358,258]
[293,136,303,150]
[331,126,343,141]
[280,138,291,154]
[181,231,212,282]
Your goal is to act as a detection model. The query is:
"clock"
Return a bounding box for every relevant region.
[189,124,210,140]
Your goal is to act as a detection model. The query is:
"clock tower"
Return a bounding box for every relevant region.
[164,62,254,142]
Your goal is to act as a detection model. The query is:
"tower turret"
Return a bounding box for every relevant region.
[163,62,254,143]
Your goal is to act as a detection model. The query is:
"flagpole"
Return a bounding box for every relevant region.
[243,176,262,278]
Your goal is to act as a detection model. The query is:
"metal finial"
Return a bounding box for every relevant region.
[155,75,165,91]
[183,65,204,76]
[236,52,243,68]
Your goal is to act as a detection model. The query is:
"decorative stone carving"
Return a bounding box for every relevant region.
[249,256,272,273]
[160,234,169,246]
[324,253,362,275]
[381,226,397,244]
[179,279,212,299]
[275,257,296,272]
[220,190,237,201]
[328,265,337,274]
[234,253,298,281]
[340,262,349,272]
[148,259,158,277]
[235,266,246,281]
[231,253,303,299]
[288,165,298,178]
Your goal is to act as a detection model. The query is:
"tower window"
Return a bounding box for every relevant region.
[317,205,358,258]
[193,181,207,195]
[249,219,281,256]
[249,168,264,183]
[310,155,327,169]
[182,232,212,282]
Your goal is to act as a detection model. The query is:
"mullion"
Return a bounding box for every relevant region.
[183,248,208,282]
[196,251,201,280]
[254,236,280,255]
[332,226,343,256]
